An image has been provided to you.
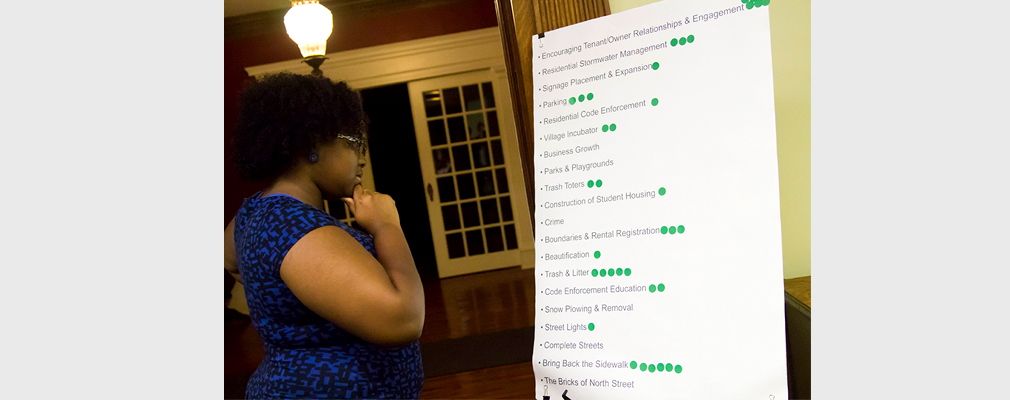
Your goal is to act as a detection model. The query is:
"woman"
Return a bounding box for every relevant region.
[224,72,425,399]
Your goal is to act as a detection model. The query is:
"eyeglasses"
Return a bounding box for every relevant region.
[337,134,368,156]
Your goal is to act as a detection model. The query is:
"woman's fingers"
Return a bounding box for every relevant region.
[338,186,400,233]
[343,184,365,214]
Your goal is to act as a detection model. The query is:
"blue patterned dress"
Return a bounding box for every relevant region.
[234,192,423,399]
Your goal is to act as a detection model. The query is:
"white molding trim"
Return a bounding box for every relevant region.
[245,27,506,90]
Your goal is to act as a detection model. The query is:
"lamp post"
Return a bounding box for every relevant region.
[284,0,333,77]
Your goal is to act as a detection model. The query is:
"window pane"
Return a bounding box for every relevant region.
[472,142,491,169]
[491,139,505,166]
[433,148,452,175]
[465,229,485,256]
[423,90,442,118]
[447,116,467,143]
[447,233,466,259]
[443,87,462,115]
[504,224,518,249]
[428,119,447,146]
[463,84,481,111]
[456,173,476,200]
[486,110,500,137]
[500,196,513,222]
[451,144,471,172]
[437,176,456,203]
[482,82,495,108]
[485,226,504,253]
[461,201,480,228]
[467,113,486,140]
[441,204,461,231]
[480,198,499,224]
[476,170,495,196]
[495,168,509,194]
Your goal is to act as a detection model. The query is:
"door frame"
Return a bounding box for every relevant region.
[245,27,535,271]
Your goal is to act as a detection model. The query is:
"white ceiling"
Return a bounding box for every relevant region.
[224,0,293,18]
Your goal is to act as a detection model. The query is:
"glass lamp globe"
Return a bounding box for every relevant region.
[284,0,333,58]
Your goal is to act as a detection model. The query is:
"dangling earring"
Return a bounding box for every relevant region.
[308,152,319,163]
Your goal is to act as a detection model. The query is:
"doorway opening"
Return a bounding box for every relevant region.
[360,83,439,282]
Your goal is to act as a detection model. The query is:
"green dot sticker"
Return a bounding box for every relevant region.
[587,180,595,188]
[609,123,616,131]
[679,37,687,45]
[658,187,667,196]
[578,94,585,102]
[670,38,677,47]
[569,97,576,105]
[602,124,609,132]
[595,179,602,187]
[594,251,601,259]
[649,284,657,293]
[616,268,623,276]
[652,62,660,70]
[640,363,648,371]
[588,322,595,331]
[624,268,631,276]
[661,226,669,234]
[658,283,666,292]
[630,361,638,369]
[657,363,665,372]
[587,93,594,100]
[674,365,683,374]
[687,34,695,43]
[669,226,676,235]
[648,364,656,373]
[607,268,615,276]
[651,98,659,106]
[677,225,685,234]
[592,269,599,277]
[665,363,673,372]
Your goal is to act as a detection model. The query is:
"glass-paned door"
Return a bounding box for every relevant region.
[408,70,520,277]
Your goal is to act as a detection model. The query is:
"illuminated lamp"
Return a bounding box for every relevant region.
[284,0,333,76]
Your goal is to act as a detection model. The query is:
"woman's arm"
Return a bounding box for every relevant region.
[280,186,424,346]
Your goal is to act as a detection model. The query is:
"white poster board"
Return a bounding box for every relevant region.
[531,1,788,399]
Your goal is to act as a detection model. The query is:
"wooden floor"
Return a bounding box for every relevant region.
[419,362,535,400]
[419,266,536,344]
[225,266,538,399]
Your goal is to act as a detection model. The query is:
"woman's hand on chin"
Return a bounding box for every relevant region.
[342,184,401,235]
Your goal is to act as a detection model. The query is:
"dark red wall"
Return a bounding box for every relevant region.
[224,0,499,226]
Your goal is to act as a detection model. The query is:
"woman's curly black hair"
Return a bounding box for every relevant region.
[231,72,369,181]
